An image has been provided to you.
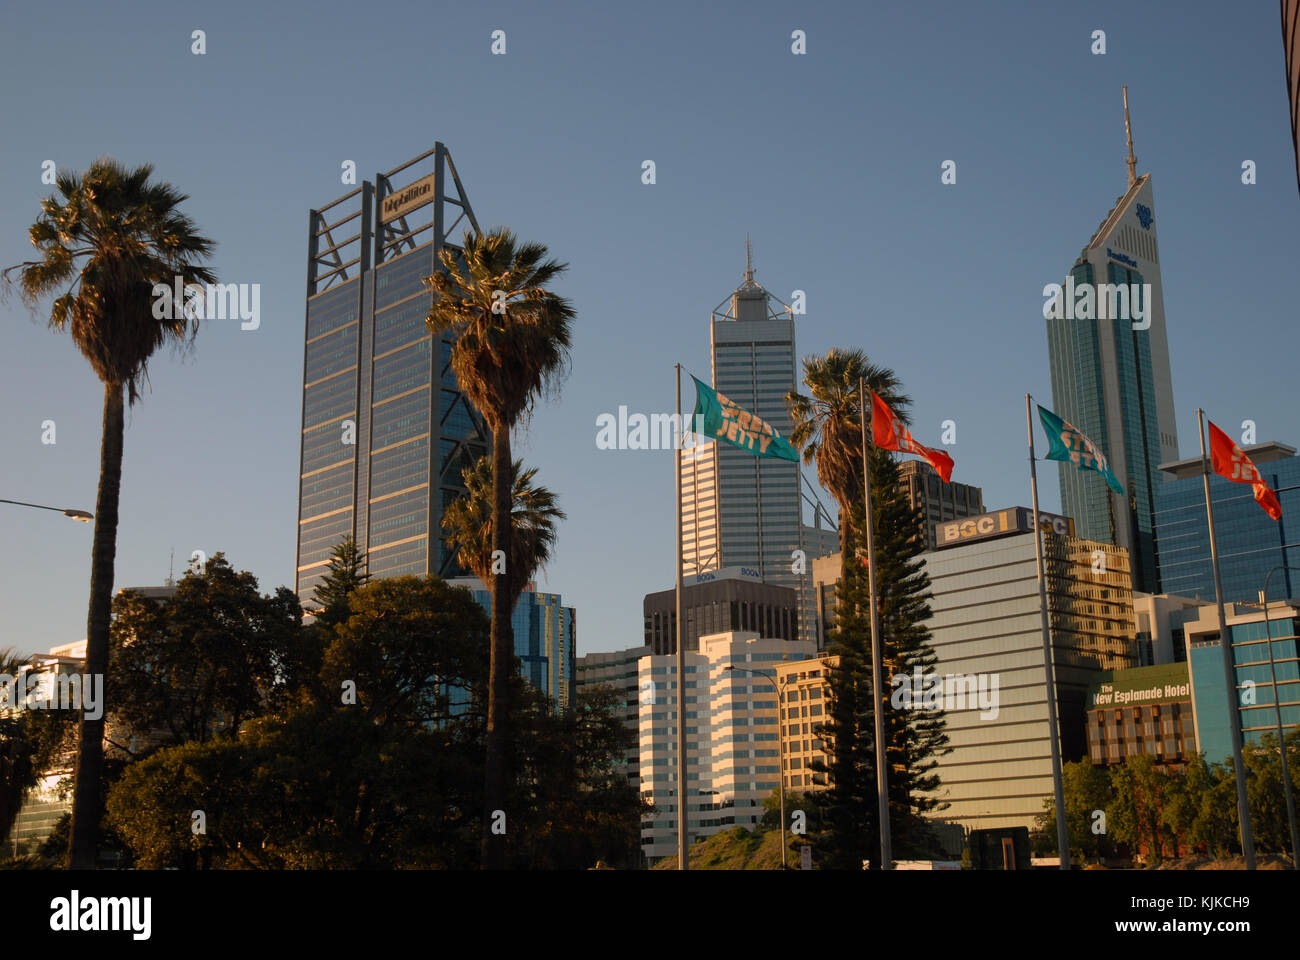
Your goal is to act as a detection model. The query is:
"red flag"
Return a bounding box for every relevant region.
[1209,421,1282,521]
[871,393,954,483]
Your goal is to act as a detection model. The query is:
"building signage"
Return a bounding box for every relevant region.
[934,506,1074,549]
[1087,665,1190,708]
[1106,247,1138,268]
[380,173,436,223]
[688,566,761,586]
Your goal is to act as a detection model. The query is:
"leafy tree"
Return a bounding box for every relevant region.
[507,684,646,869]
[5,159,215,868]
[1191,760,1241,858]
[107,701,486,870]
[310,536,369,628]
[109,554,302,753]
[425,228,575,869]
[1163,753,1213,857]
[1244,730,1300,856]
[318,575,491,728]
[1108,753,1178,863]
[107,574,645,869]
[1036,759,1115,864]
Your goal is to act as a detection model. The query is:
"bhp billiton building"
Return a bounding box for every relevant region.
[296,145,489,601]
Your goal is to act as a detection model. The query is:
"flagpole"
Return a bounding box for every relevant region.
[1026,394,1070,870]
[860,378,892,870]
[676,363,689,871]
[1198,408,1256,870]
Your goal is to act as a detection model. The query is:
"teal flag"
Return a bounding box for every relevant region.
[1038,405,1125,495]
[691,375,799,462]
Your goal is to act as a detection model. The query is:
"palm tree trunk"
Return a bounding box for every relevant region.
[482,428,513,869]
[67,380,124,870]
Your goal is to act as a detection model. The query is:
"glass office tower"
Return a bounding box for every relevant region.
[1155,442,1300,604]
[449,579,577,710]
[1045,93,1179,593]
[296,145,489,603]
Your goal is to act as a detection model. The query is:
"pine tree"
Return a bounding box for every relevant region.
[812,446,950,868]
[311,537,370,628]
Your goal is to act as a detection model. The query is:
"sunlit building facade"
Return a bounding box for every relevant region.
[921,511,1139,832]
[1045,92,1179,593]
[296,144,488,602]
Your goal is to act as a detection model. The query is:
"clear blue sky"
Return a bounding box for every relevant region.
[2,0,1297,659]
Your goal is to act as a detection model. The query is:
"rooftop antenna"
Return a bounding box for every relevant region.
[166,548,175,587]
[1123,85,1138,188]
[745,234,754,284]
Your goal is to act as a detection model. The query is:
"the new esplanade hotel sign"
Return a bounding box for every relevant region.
[380,173,437,223]
[934,506,1075,549]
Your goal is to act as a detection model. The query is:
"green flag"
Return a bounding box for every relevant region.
[690,375,799,462]
[1038,405,1125,495]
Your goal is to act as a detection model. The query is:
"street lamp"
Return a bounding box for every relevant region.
[725,662,791,868]
[0,498,93,522]
[1259,564,1300,869]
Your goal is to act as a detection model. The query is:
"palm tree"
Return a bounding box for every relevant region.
[4,159,215,868]
[442,456,566,600]
[785,348,909,586]
[424,228,575,869]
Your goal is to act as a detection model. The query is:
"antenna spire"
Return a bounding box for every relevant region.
[1123,85,1137,188]
[744,234,754,283]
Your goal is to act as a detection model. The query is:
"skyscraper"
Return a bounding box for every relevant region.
[1045,90,1179,593]
[448,578,577,710]
[643,567,798,655]
[296,144,490,603]
[1154,441,1300,604]
[681,243,831,647]
[897,459,985,552]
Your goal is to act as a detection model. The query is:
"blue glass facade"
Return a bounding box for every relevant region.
[1188,617,1300,762]
[1045,172,1179,595]
[459,586,576,711]
[1155,454,1300,604]
[1049,262,1113,550]
[1106,261,1161,593]
[296,152,489,604]
[1046,260,1163,591]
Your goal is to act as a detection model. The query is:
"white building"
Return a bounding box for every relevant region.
[638,630,815,862]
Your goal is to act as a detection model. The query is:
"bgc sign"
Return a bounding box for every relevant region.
[935,507,1074,549]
